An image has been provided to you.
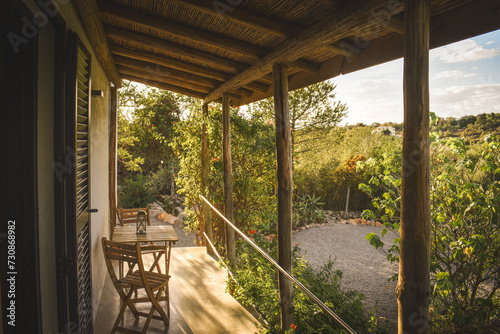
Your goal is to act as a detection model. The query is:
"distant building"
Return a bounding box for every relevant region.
[372,126,396,136]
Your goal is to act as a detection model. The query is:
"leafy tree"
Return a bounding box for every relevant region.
[172,98,277,244]
[249,81,347,150]
[117,80,180,185]
[359,135,500,332]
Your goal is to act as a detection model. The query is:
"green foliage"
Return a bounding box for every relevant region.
[430,112,500,141]
[172,98,277,238]
[294,125,402,210]
[117,81,180,185]
[118,174,155,208]
[249,81,347,149]
[145,166,174,197]
[359,134,500,332]
[233,235,390,334]
[293,194,326,228]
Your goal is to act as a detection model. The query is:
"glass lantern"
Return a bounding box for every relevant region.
[136,210,147,234]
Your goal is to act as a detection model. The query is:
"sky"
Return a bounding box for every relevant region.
[331,29,500,125]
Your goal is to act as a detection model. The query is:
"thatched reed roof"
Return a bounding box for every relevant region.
[76,0,500,106]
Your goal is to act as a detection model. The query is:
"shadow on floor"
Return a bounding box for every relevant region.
[94,247,262,333]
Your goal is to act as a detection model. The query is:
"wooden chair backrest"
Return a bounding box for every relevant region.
[102,238,139,285]
[118,207,150,227]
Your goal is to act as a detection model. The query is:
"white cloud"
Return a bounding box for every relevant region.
[434,70,477,80]
[432,84,500,117]
[486,41,495,45]
[432,39,500,63]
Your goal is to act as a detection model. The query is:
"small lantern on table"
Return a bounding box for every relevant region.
[136,210,147,234]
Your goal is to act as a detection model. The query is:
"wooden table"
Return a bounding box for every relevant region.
[111,225,178,277]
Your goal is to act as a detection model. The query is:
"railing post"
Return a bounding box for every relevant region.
[201,102,213,254]
[222,93,236,269]
[398,0,431,333]
[273,63,294,332]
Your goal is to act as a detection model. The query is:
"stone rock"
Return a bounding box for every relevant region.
[157,212,168,221]
[172,217,184,229]
[339,219,348,224]
[174,206,184,215]
[177,212,188,220]
[157,212,178,225]
[376,222,384,227]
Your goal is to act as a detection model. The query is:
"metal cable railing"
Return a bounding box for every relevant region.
[201,195,358,334]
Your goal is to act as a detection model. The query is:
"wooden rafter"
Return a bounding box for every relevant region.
[117,65,213,94]
[110,45,232,81]
[111,46,269,94]
[99,1,268,59]
[74,0,121,87]
[113,55,220,89]
[106,25,319,77]
[323,41,360,58]
[105,26,248,73]
[204,0,404,102]
[165,0,301,38]
[121,74,207,99]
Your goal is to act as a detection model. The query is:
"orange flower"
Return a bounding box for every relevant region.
[290,323,297,330]
[248,229,256,235]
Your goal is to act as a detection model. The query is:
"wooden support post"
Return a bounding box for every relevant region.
[109,86,117,232]
[273,63,294,332]
[201,102,213,254]
[222,93,236,269]
[398,1,431,333]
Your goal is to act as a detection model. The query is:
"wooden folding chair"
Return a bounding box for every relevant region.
[102,237,170,334]
[116,207,164,273]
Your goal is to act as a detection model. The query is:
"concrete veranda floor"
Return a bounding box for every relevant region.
[94,247,262,334]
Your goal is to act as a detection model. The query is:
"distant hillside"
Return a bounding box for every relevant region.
[351,112,500,141]
[430,112,500,141]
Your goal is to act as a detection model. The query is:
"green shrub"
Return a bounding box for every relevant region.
[118,174,155,208]
[232,234,391,334]
[146,166,175,197]
[359,135,500,333]
[293,194,326,228]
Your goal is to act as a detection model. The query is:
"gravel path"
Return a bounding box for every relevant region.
[293,223,398,331]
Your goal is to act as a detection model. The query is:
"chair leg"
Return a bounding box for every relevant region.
[166,282,170,318]
[111,288,134,334]
[149,252,163,273]
[141,289,169,333]
[117,285,139,319]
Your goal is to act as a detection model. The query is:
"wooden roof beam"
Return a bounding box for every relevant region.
[110,44,232,82]
[113,55,220,88]
[290,59,319,74]
[73,0,121,87]
[99,1,268,59]
[385,15,404,34]
[121,74,207,99]
[105,26,248,73]
[165,0,301,38]
[117,65,213,94]
[323,40,360,58]
[204,0,404,103]
[111,45,269,94]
